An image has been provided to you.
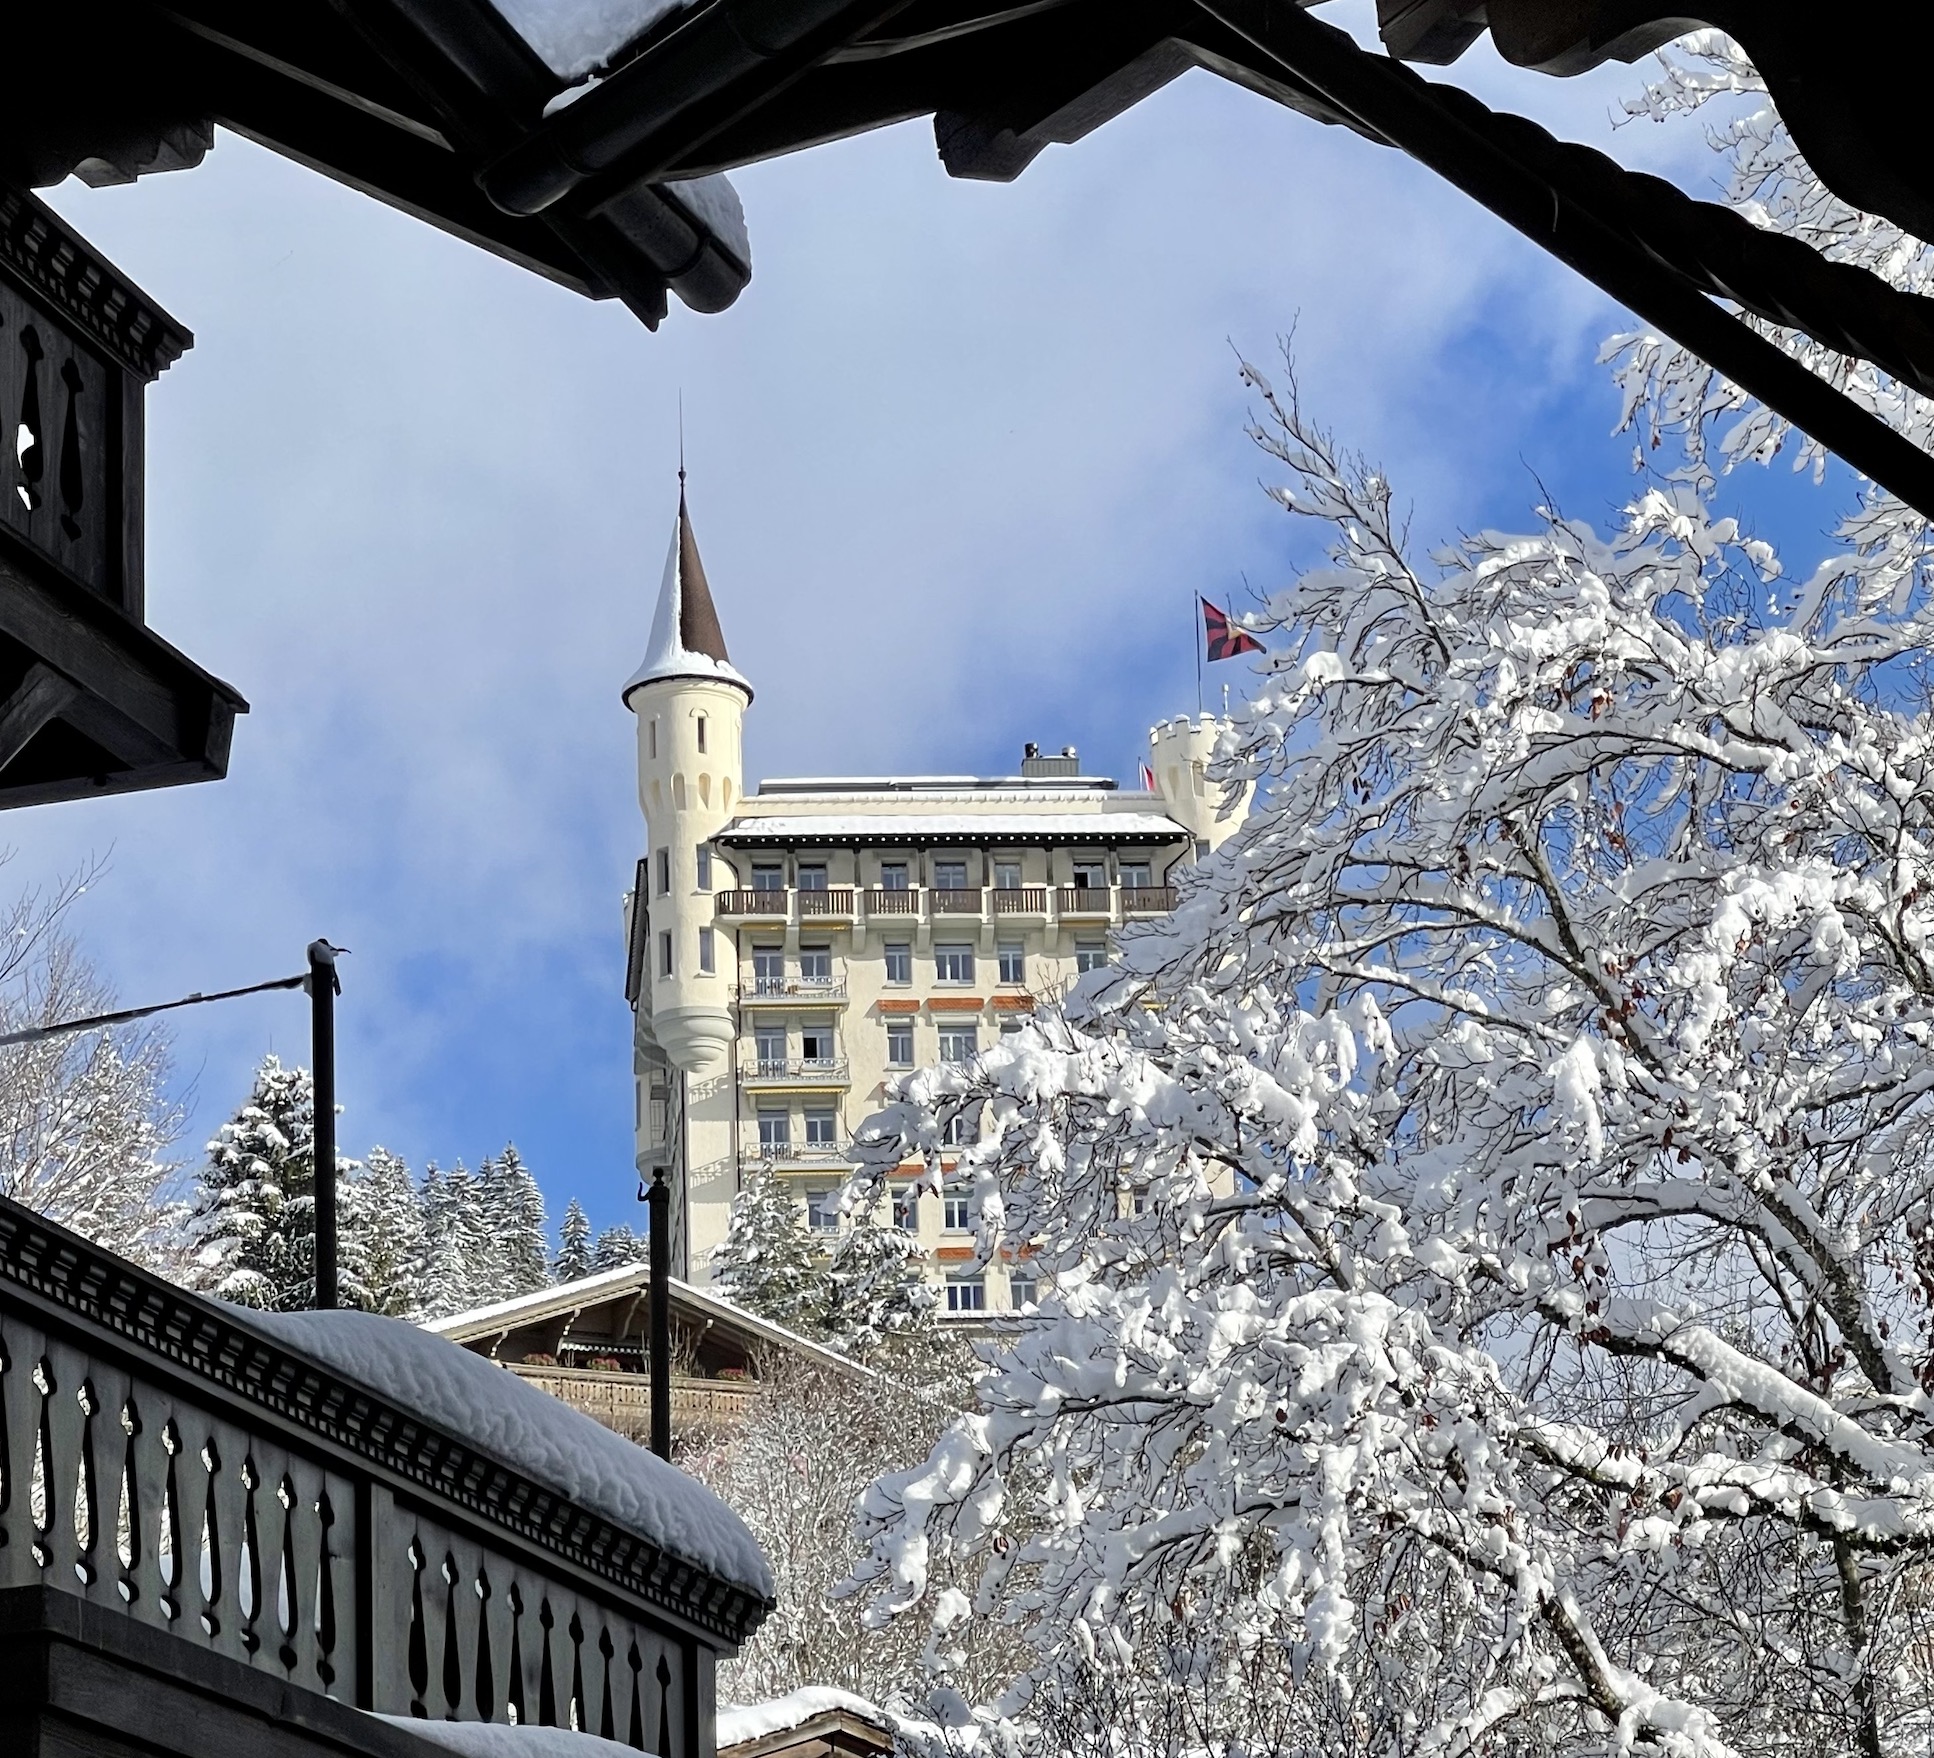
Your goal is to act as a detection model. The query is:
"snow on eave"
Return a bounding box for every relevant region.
[714,811,1191,842]
[426,1266,872,1381]
[718,1688,895,1754]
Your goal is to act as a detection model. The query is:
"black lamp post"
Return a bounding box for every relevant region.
[307,940,342,1310]
[648,1166,671,1460]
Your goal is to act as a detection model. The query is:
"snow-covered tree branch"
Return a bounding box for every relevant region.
[838,47,1934,1745]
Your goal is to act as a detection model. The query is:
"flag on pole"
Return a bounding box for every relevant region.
[1202,597,1264,661]
[1140,763,1157,791]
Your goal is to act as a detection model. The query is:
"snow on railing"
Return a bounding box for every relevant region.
[0,1195,770,1750]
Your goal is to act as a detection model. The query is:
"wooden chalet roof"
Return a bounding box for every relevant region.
[6,2,1934,504]
[426,1262,871,1381]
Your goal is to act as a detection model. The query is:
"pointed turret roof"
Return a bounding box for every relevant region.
[622,489,753,705]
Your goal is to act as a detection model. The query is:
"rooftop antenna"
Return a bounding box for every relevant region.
[678,391,687,497]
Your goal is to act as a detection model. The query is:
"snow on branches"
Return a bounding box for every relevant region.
[841,363,1934,1758]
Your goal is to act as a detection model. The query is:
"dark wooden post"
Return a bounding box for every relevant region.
[648,1167,671,1459]
[309,940,340,1310]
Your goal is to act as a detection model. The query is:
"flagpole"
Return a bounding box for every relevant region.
[1193,591,1203,717]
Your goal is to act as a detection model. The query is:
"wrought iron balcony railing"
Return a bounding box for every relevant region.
[739,975,848,1005]
[0,1195,767,1754]
[739,1056,850,1086]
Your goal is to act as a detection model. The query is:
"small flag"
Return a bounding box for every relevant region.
[1140,763,1157,791]
[1202,597,1264,662]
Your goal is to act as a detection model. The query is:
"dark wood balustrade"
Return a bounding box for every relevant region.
[1058,886,1113,915]
[930,888,985,915]
[796,887,853,917]
[992,887,1048,913]
[865,888,916,915]
[0,1195,766,1756]
[1120,885,1178,913]
[716,889,786,916]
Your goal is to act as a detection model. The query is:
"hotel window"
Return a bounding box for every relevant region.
[935,944,975,984]
[696,845,713,889]
[698,928,716,974]
[1120,861,1151,889]
[696,714,708,753]
[658,932,673,978]
[755,1025,786,1069]
[800,943,832,983]
[806,1187,841,1232]
[884,943,912,985]
[933,859,969,891]
[753,945,784,991]
[804,1107,838,1147]
[938,1024,978,1064]
[752,863,784,891]
[879,861,909,891]
[797,863,828,891]
[943,1182,973,1231]
[942,1108,976,1146]
[1072,860,1107,889]
[994,859,1022,891]
[945,1274,986,1313]
[886,1020,914,1066]
[997,942,1025,984]
[758,1109,790,1151]
[800,1024,835,1063]
[1008,1272,1039,1311]
[893,1184,920,1232]
[1076,939,1109,974]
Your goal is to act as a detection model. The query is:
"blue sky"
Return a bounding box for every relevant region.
[11,7,1861,1242]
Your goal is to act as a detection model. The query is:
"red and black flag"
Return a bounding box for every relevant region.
[1202,597,1264,662]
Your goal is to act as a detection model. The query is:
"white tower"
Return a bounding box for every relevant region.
[1149,714,1251,852]
[624,487,751,1073]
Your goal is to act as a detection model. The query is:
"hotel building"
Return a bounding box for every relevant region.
[623,494,1248,1315]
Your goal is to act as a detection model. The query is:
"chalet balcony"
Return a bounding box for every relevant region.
[1057,885,1114,919]
[739,1055,850,1090]
[508,1365,758,1442]
[794,886,854,920]
[992,886,1049,917]
[0,186,245,809]
[1120,885,1178,914]
[739,1143,854,1174]
[929,886,986,917]
[0,1195,769,1758]
[737,975,849,1008]
[862,886,919,918]
[715,888,788,921]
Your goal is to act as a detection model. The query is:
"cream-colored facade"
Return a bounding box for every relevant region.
[624,496,1247,1316]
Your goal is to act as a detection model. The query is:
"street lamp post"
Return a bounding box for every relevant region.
[308,941,342,1310]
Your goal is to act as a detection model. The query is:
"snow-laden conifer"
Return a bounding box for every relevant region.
[359,1146,429,1318]
[555,1197,594,1281]
[713,1167,829,1334]
[481,1144,550,1296]
[593,1223,647,1272]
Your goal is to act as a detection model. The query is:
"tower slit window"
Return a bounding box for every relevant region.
[658,932,673,978]
[696,714,707,754]
[698,928,715,975]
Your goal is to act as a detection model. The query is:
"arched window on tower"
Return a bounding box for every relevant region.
[696,714,708,754]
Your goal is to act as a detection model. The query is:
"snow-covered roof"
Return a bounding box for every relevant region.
[623,490,752,705]
[425,1263,870,1381]
[234,1307,773,1599]
[718,1688,894,1753]
[757,775,1120,794]
[717,811,1189,845]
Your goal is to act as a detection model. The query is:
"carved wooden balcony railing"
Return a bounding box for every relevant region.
[991,886,1048,914]
[795,887,853,918]
[863,887,917,916]
[929,887,985,916]
[715,889,787,917]
[1057,886,1114,917]
[0,184,245,809]
[0,1195,768,1757]
[1120,885,1179,914]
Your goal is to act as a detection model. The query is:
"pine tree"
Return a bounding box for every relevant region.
[711,1167,829,1334]
[480,1145,550,1297]
[555,1198,593,1281]
[824,1203,933,1360]
[190,1055,318,1310]
[358,1146,429,1318]
[420,1159,492,1318]
[592,1223,647,1273]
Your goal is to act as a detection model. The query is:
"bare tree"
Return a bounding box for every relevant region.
[0,861,182,1267]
